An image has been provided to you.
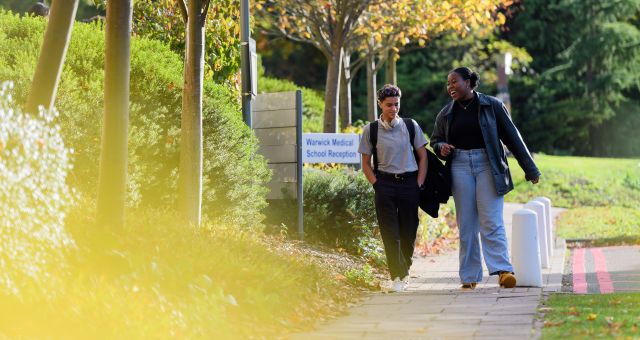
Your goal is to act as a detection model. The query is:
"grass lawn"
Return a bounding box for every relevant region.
[556,206,640,239]
[542,293,640,339]
[506,154,640,208]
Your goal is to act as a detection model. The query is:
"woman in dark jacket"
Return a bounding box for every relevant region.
[430,67,540,290]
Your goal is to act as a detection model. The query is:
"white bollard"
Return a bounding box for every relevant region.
[512,209,543,287]
[533,196,553,259]
[523,201,549,269]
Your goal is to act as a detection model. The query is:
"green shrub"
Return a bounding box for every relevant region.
[0,84,72,295]
[0,12,270,228]
[264,168,378,249]
[417,202,454,244]
[345,264,375,288]
[354,228,387,267]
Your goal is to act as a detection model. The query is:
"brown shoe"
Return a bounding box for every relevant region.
[499,272,517,288]
[460,282,477,290]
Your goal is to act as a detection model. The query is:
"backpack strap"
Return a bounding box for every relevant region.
[370,121,379,174]
[402,118,419,163]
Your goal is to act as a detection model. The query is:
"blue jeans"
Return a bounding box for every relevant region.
[451,149,514,284]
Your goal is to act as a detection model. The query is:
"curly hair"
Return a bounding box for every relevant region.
[450,67,481,90]
[377,84,402,102]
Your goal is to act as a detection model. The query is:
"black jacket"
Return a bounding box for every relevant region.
[430,92,540,195]
[420,149,452,218]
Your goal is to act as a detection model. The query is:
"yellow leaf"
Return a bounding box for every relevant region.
[587,314,597,321]
[441,1,450,10]
[304,32,311,39]
[256,3,262,10]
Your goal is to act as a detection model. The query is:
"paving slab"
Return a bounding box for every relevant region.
[282,203,566,340]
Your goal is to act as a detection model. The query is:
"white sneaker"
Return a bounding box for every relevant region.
[403,276,410,290]
[390,277,405,293]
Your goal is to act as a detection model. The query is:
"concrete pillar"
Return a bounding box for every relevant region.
[524,201,549,268]
[533,197,553,259]
[512,209,543,287]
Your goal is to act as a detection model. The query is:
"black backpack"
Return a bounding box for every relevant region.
[370,119,451,218]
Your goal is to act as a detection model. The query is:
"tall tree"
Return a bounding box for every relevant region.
[95,0,133,229]
[499,0,640,157]
[131,0,241,87]
[339,53,352,129]
[176,0,211,226]
[346,0,506,121]
[24,0,79,114]
[255,0,373,133]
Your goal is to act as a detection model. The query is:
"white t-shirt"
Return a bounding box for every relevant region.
[357,119,428,174]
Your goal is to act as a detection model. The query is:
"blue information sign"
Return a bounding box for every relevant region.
[302,133,361,164]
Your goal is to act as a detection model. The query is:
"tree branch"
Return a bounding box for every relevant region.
[177,0,188,23]
[349,56,366,76]
[201,0,212,22]
[373,48,391,74]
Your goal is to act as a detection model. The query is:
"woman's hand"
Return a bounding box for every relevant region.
[440,143,455,157]
[531,177,540,184]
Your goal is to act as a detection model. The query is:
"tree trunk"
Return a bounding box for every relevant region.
[366,55,377,122]
[323,47,343,133]
[589,125,599,157]
[96,0,133,229]
[339,54,351,130]
[177,0,207,226]
[24,0,79,114]
[384,49,397,86]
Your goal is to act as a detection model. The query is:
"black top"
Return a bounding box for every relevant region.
[449,93,486,150]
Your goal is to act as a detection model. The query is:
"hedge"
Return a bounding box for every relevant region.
[0,12,270,229]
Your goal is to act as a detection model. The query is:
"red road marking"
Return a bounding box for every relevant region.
[591,248,615,294]
[573,248,588,293]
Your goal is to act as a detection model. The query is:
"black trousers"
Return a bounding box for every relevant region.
[373,172,421,280]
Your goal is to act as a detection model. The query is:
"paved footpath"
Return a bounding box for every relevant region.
[284,203,567,340]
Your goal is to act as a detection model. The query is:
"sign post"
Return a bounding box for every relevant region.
[253,91,304,240]
[240,0,255,128]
